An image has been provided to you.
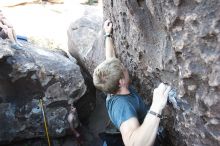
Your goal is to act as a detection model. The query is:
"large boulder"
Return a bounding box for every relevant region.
[103,0,220,146]
[68,5,104,75]
[0,39,95,144]
[67,6,110,144]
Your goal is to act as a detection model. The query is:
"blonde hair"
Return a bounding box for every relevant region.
[93,58,123,94]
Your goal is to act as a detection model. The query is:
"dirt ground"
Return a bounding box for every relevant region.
[0,0,102,52]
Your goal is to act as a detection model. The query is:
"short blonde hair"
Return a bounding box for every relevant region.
[93,58,123,94]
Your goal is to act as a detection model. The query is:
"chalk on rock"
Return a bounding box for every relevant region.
[168,89,180,110]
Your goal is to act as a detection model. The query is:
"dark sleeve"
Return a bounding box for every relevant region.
[110,98,138,129]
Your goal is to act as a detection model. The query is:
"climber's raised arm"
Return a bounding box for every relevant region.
[104,20,116,59]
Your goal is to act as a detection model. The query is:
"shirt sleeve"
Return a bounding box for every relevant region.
[110,98,138,129]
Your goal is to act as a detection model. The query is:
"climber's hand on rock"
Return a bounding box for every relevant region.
[104,19,112,34]
[151,83,171,114]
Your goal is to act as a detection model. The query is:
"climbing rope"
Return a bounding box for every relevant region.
[40,99,51,146]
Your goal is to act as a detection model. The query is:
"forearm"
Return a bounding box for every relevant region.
[121,83,170,146]
[105,37,115,59]
[127,106,161,146]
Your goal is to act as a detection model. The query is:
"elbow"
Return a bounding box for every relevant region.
[125,130,154,146]
[124,130,140,146]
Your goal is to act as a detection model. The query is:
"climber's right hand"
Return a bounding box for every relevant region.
[151,83,171,114]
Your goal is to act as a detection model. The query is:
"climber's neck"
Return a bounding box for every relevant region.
[116,86,130,95]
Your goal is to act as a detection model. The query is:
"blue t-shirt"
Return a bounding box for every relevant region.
[106,86,149,129]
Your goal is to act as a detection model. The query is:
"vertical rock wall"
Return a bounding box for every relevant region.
[103,0,220,146]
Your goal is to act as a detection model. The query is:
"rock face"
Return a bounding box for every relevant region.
[68,5,105,75]
[0,39,95,144]
[102,0,220,146]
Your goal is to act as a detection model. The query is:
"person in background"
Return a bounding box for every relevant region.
[0,10,20,45]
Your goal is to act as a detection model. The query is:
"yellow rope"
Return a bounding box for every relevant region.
[40,99,51,146]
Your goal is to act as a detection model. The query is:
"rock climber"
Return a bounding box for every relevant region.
[93,19,171,146]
